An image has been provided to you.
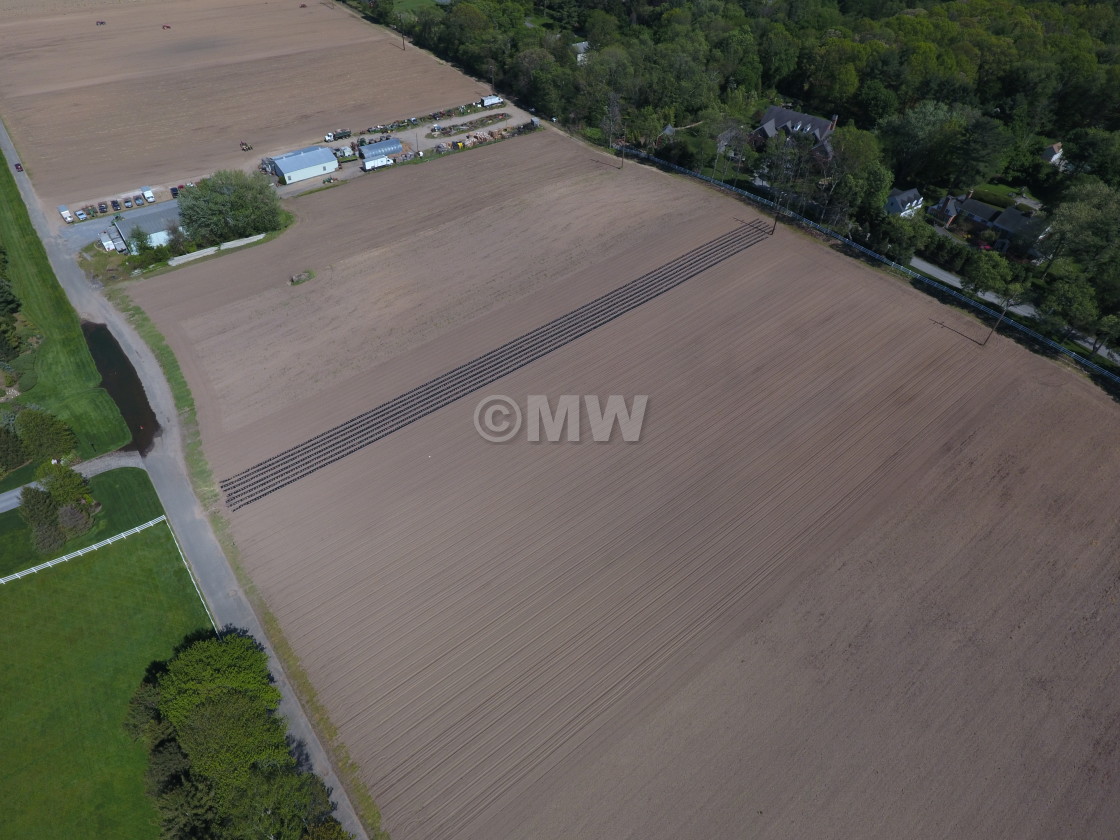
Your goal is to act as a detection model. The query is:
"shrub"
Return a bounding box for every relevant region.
[0,425,26,471]
[14,409,76,460]
[18,486,57,530]
[35,462,90,506]
[31,523,65,554]
[57,503,93,539]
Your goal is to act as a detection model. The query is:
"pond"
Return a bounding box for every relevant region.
[81,322,159,454]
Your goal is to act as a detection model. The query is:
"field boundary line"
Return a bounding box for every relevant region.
[622,147,1120,389]
[0,516,167,585]
[162,518,219,631]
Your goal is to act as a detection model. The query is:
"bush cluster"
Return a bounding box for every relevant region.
[18,462,95,553]
[0,246,21,361]
[126,632,353,840]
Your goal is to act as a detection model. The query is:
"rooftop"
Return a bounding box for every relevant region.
[114,204,182,238]
[271,145,337,175]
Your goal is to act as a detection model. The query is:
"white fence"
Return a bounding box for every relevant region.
[0,516,167,585]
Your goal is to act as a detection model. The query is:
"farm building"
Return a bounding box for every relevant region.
[269,146,339,185]
[359,139,403,160]
[113,204,182,254]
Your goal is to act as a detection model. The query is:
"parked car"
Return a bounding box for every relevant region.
[13,162,22,172]
[123,198,133,208]
[169,186,179,198]
[111,199,121,211]
[134,194,145,206]
[75,210,88,221]
[98,202,108,214]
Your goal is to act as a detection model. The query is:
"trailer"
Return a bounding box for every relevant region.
[361,156,393,171]
[481,95,503,107]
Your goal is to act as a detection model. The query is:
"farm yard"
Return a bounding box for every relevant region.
[0,0,488,210]
[126,129,1120,840]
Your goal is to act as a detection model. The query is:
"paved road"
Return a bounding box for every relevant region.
[0,121,369,840]
[0,451,143,514]
[56,199,177,254]
[910,255,1120,364]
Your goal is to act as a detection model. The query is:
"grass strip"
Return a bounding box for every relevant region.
[0,148,129,458]
[0,525,212,840]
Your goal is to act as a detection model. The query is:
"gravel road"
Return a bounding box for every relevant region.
[0,118,369,840]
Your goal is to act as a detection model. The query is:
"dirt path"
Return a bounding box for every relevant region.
[0,115,369,840]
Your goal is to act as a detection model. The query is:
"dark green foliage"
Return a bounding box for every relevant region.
[127,632,352,840]
[0,425,26,472]
[0,245,20,361]
[18,486,56,530]
[13,409,77,460]
[31,522,65,554]
[35,462,90,507]
[178,171,282,247]
[18,468,94,552]
[56,503,93,539]
[146,738,192,797]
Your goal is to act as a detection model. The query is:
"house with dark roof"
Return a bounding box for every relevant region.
[752,106,837,160]
[993,207,1047,241]
[958,197,1003,225]
[928,194,961,225]
[884,187,924,218]
[113,204,182,254]
[1041,142,1063,166]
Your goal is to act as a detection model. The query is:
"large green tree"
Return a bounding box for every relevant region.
[178,171,283,247]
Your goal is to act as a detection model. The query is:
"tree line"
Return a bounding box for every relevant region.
[355,0,1120,363]
[126,631,353,840]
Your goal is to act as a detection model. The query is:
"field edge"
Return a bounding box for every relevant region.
[105,285,389,839]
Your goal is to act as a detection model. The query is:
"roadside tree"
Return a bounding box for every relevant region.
[178,171,283,247]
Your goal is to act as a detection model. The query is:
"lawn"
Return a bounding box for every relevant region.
[0,149,129,458]
[0,467,164,577]
[0,520,211,840]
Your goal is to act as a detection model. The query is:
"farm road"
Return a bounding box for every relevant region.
[0,450,142,514]
[0,118,369,840]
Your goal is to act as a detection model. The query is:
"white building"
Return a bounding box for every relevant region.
[269,146,339,185]
[884,187,924,218]
[113,204,183,253]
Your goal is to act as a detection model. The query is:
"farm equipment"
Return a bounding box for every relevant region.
[240,140,254,151]
[162,24,171,29]
[95,20,106,25]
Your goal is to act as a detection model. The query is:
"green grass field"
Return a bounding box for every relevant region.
[0,522,212,840]
[0,467,165,577]
[0,149,129,459]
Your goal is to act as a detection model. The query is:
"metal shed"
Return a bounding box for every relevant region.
[359,139,403,160]
[270,146,340,184]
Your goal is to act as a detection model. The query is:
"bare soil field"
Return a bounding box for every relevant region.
[131,133,1120,840]
[0,0,486,209]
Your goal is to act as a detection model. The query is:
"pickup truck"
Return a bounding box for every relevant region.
[57,205,73,223]
[142,187,156,203]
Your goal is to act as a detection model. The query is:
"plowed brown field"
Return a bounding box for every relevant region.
[130,132,1120,840]
[0,0,486,209]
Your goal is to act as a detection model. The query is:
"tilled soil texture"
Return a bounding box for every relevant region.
[0,0,487,210]
[131,132,1120,840]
